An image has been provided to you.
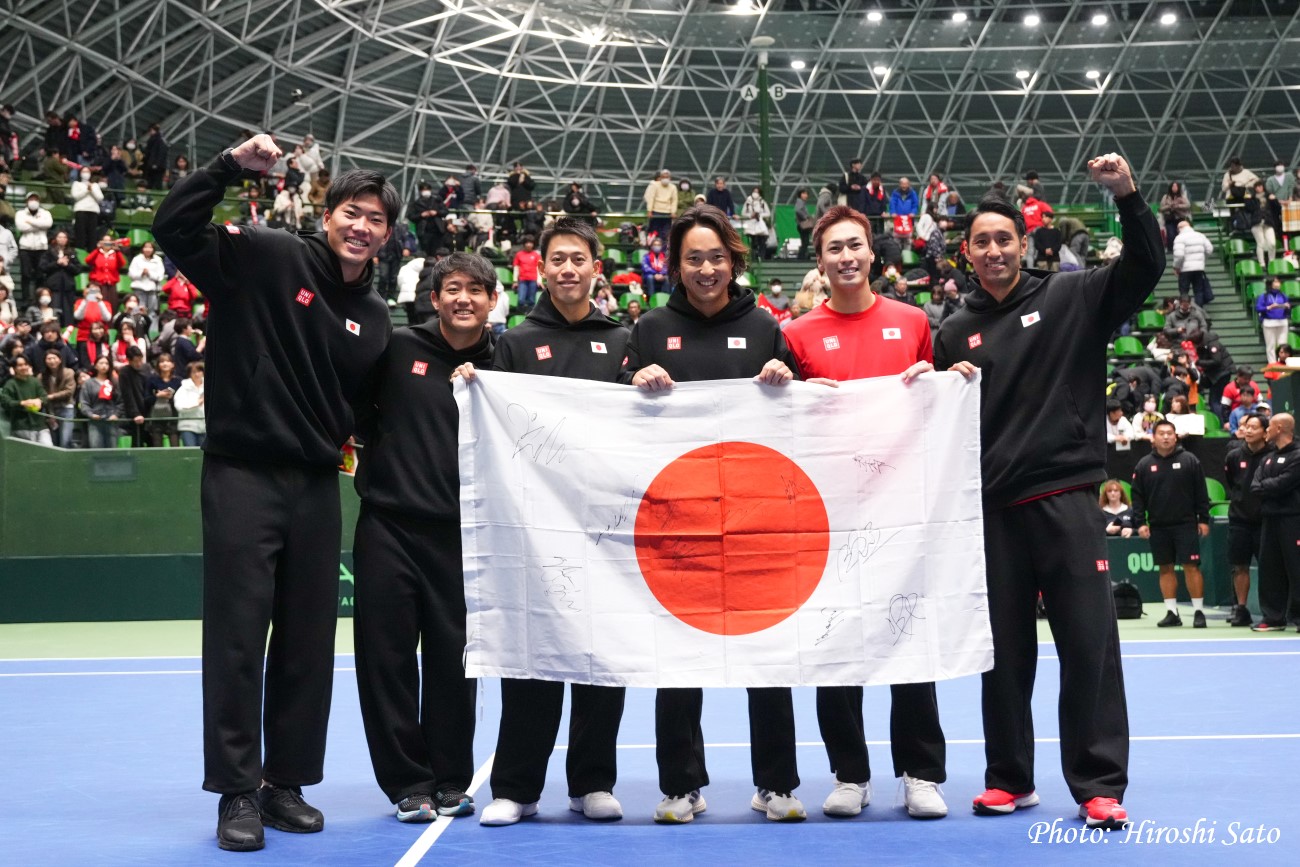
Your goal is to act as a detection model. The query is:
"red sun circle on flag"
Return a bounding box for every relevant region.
[634,441,830,636]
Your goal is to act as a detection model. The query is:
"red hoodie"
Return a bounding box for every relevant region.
[85,248,127,287]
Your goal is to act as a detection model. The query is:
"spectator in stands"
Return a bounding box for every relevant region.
[307,169,329,218]
[1221,366,1258,417]
[39,147,70,204]
[877,270,915,306]
[162,271,200,318]
[1164,393,1203,438]
[1244,179,1281,267]
[706,177,736,217]
[1132,395,1163,441]
[0,284,15,328]
[77,319,112,372]
[641,237,669,298]
[1256,277,1291,364]
[1264,345,1294,398]
[508,161,536,214]
[112,317,149,368]
[562,183,598,226]
[122,136,145,183]
[172,317,204,372]
[674,178,696,216]
[104,144,128,203]
[147,352,181,447]
[374,221,415,305]
[26,320,76,373]
[1249,412,1300,632]
[936,257,967,295]
[299,135,324,177]
[15,193,52,301]
[73,281,112,344]
[756,279,791,325]
[890,176,919,217]
[922,285,954,340]
[795,189,814,259]
[871,229,903,279]
[1020,193,1049,267]
[1193,328,1234,417]
[1099,480,1134,537]
[862,172,888,231]
[620,297,643,328]
[1158,183,1191,253]
[85,232,127,307]
[792,267,829,317]
[273,182,306,230]
[1225,384,1263,434]
[1055,214,1090,262]
[173,360,206,447]
[1032,211,1062,270]
[169,154,191,188]
[742,187,773,261]
[1132,419,1211,628]
[512,235,542,309]
[1106,399,1134,446]
[410,182,446,254]
[1221,156,1258,205]
[0,354,51,444]
[1172,220,1214,307]
[118,345,153,447]
[78,354,121,448]
[24,287,58,328]
[922,173,948,215]
[520,201,546,240]
[128,241,166,316]
[70,168,106,251]
[813,181,836,225]
[0,318,33,360]
[39,348,76,447]
[1015,170,1046,204]
[838,159,868,213]
[1165,295,1207,338]
[143,124,169,189]
[1168,347,1200,404]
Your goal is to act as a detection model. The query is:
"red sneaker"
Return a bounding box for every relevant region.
[972,788,1040,815]
[1078,797,1129,829]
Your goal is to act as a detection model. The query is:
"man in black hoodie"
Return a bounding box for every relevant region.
[154,133,397,852]
[621,204,803,825]
[1251,412,1300,632]
[1224,413,1270,627]
[1130,420,1211,628]
[351,252,495,824]
[460,217,631,827]
[935,153,1163,831]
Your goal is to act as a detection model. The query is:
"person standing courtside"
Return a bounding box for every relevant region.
[781,205,949,820]
[1250,413,1300,632]
[620,204,803,824]
[1224,413,1270,627]
[460,217,631,827]
[1130,420,1211,628]
[351,252,498,823]
[154,134,396,851]
[935,153,1163,830]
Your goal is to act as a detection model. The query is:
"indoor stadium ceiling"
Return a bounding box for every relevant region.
[3,0,1300,207]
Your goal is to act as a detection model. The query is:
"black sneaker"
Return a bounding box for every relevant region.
[1156,611,1182,627]
[1229,605,1253,627]
[217,792,264,851]
[1192,610,1207,628]
[1250,621,1288,633]
[396,793,436,824]
[433,785,475,817]
[257,784,324,833]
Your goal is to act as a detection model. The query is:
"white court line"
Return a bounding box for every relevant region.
[559,734,1300,751]
[0,653,358,662]
[0,667,359,678]
[395,755,494,867]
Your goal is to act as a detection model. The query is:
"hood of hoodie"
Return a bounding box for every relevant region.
[961,269,1052,315]
[525,288,626,331]
[666,282,759,323]
[410,318,494,367]
[301,232,375,292]
[1152,443,1187,462]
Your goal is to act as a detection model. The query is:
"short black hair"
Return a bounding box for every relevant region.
[539,217,600,259]
[1026,170,1039,181]
[1106,399,1122,413]
[429,252,497,298]
[325,169,401,227]
[126,345,144,360]
[1236,365,1254,377]
[964,196,1026,240]
[1241,412,1265,428]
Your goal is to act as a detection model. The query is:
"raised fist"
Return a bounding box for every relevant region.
[1087,153,1137,197]
[230,134,282,173]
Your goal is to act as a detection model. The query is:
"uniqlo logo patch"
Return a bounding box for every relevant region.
[968,333,982,349]
[823,335,841,351]
[345,319,361,335]
[535,345,553,360]
[1021,311,1042,328]
[667,336,682,350]
[882,328,902,340]
[224,224,242,234]
[296,288,315,306]
[1150,465,1158,472]
[728,337,747,349]
[411,361,428,376]
[1096,560,1109,572]
[590,341,607,354]
[1241,461,1248,469]
[1190,553,1200,561]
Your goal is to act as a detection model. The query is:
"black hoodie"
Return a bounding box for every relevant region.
[1131,444,1210,529]
[153,155,391,468]
[934,191,1164,508]
[1251,440,1300,516]
[619,284,799,383]
[493,290,629,380]
[353,321,493,521]
[1224,440,1271,524]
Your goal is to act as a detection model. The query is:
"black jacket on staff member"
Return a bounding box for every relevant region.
[1225,440,1269,525]
[1251,439,1300,627]
[352,318,492,804]
[1130,445,1210,529]
[153,147,392,834]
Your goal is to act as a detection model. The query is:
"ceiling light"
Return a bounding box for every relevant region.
[1160,12,1177,25]
[873,65,890,76]
[729,0,758,15]
[1091,13,1107,25]
[952,11,968,23]
[1024,14,1040,27]
[790,60,806,70]
[867,10,883,23]
[1015,69,1031,80]
[1085,69,1101,80]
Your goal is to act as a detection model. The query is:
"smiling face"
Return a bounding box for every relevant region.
[323,193,392,282]
[817,218,874,298]
[1241,414,1266,448]
[679,225,733,318]
[967,212,1027,297]
[542,233,600,317]
[433,270,494,340]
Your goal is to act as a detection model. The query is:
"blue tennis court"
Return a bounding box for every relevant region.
[2,628,1296,865]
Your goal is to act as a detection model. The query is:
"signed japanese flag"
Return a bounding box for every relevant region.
[455,371,992,688]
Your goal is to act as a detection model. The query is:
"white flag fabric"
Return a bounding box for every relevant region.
[456,370,992,688]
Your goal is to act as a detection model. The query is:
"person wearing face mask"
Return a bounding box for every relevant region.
[1131,395,1164,441]
[70,169,106,251]
[123,137,145,181]
[1265,160,1294,201]
[26,286,60,326]
[641,237,669,299]
[642,169,678,242]
[129,241,166,316]
[15,194,53,303]
[39,230,85,326]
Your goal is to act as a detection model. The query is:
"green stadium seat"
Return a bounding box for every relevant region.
[1290,332,1300,350]
[504,290,518,309]
[1205,477,1228,504]
[606,249,626,265]
[1201,410,1228,438]
[128,228,153,248]
[1267,258,1296,276]
[495,266,514,287]
[1245,281,1267,306]
[650,292,672,308]
[914,291,931,306]
[632,248,648,263]
[507,314,527,328]
[1111,335,1146,360]
[75,272,88,291]
[901,249,920,266]
[1135,310,1165,331]
[1291,236,1300,253]
[619,291,642,309]
[1209,503,1230,518]
[1235,259,1263,281]
[1290,306,1300,326]
[1227,237,1250,260]
[1284,281,1300,302]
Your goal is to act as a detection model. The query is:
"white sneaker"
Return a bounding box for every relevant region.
[653,790,707,824]
[902,774,948,819]
[750,788,807,822]
[823,780,872,817]
[569,791,623,820]
[478,798,538,826]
